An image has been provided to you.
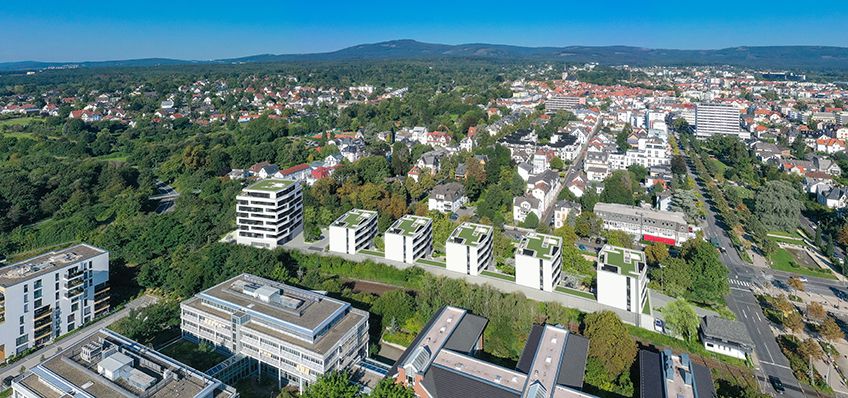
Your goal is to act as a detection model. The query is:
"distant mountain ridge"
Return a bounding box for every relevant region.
[3,39,848,72]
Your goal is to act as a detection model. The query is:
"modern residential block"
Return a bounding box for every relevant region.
[445,223,494,276]
[390,305,594,398]
[639,349,714,398]
[235,179,304,249]
[328,208,378,254]
[0,244,110,359]
[180,274,369,392]
[596,245,648,314]
[514,232,563,292]
[384,215,433,263]
[695,103,747,139]
[594,202,693,246]
[12,328,238,398]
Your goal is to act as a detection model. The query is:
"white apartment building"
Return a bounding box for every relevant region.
[12,328,238,398]
[515,233,563,292]
[594,202,693,246]
[545,96,581,112]
[428,182,467,213]
[445,223,494,276]
[180,274,369,392]
[236,179,304,249]
[0,244,110,360]
[329,209,378,254]
[695,103,748,139]
[596,245,649,314]
[384,215,433,264]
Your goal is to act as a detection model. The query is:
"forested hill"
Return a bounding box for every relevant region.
[3,40,848,71]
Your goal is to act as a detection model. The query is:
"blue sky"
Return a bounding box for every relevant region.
[1,0,847,62]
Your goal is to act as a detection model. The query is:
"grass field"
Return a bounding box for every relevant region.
[555,286,596,300]
[359,249,384,256]
[767,230,805,245]
[480,270,514,281]
[769,247,836,279]
[417,258,446,268]
[159,340,229,372]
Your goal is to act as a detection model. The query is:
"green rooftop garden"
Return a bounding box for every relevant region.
[246,179,294,192]
[452,223,491,247]
[519,233,562,261]
[600,245,644,277]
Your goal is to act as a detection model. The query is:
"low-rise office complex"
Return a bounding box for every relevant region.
[445,223,494,276]
[12,328,238,398]
[515,232,563,292]
[594,202,692,246]
[180,274,369,391]
[329,208,378,254]
[639,349,714,398]
[596,245,649,314]
[384,215,433,264]
[236,179,304,249]
[0,244,110,359]
[390,305,594,398]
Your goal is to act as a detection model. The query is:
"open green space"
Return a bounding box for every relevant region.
[769,248,836,279]
[480,270,514,281]
[555,286,596,300]
[359,249,384,256]
[0,117,42,128]
[159,339,229,372]
[416,258,446,268]
[628,326,747,368]
[767,230,805,245]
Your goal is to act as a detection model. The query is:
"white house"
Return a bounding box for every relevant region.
[384,215,433,264]
[514,232,563,292]
[329,209,378,254]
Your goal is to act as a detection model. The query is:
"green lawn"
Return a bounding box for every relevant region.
[481,270,514,281]
[158,340,229,372]
[555,286,596,300]
[417,258,446,268]
[769,248,836,279]
[767,230,805,245]
[359,249,384,256]
[0,117,42,128]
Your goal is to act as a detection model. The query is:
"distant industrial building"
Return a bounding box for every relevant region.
[0,244,110,359]
[445,223,494,276]
[328,209,378,254]
[235,179,304,249]
[390,305,595,398]
[514,232,563,292]
[695,103,747,139]
[384,215,433,264]
[12,328,238,398]
[180,274,369,392]
[596,245,649,314]
[593,202,693,246]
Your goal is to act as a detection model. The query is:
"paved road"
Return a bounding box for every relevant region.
[679,137,808,397]
[0,294,158,384]
[150,181,179,214]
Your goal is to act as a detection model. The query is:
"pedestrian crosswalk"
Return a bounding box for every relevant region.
[730,279,754,288]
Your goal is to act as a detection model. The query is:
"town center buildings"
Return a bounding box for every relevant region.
[0,244,110,360]
[179,274,369,392]
[329,208,378,254]
[514,232,563,292]
[445,223,494,276]
[593,202,693,246]
[235,179,304,249]
[384,215,433,264]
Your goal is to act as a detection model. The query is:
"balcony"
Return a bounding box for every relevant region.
[65,278,84,290]
[64,268,84,281]
[65,286,84,299]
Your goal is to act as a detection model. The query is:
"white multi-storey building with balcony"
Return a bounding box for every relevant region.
[0,244,110,360]
[384,215,433,264]
[514,232,563,292]
[180,274,369,392]
[445,223,494,276]
[695,103,748,139]
[596,245,649,314]
[235,179,303,249]
[328,209,378,254]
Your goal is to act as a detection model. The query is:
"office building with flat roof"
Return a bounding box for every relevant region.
[390,305,595,398]
[12,328,238,398]
[180,274,369,392]
[329,209,378,254]
[515,232,563,292]
[596,245,649,314]
[235,179,303,249]
[638,349,714,398]
[0,244,109,360]
[594,202,693,246]
[385,215,433,264]
[445,223,494,276]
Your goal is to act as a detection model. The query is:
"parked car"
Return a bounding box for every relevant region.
[769,376,785,394]
[654,319,665,333]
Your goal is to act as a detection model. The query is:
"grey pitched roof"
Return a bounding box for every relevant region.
[699,316,754,348]
[421,365,520,398]
[432,182,466,201]
[693,362,716,398]
[516,325,544,374]
[557,334,589,390]
[443,313,488,354]
[638,350,664,398]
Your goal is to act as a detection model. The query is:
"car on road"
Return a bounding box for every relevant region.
[798,277,808,283]
[769,375,785,394]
